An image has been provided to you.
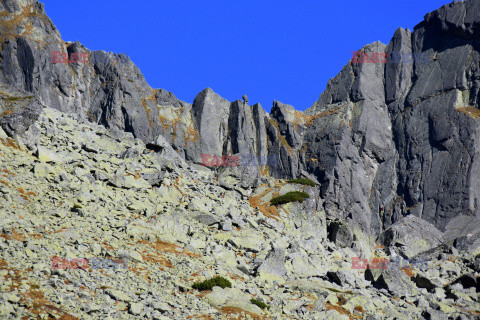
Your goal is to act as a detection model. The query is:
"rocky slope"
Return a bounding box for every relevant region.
[0,0,480,318]
[2,0,480,246]
[0,106,478,319]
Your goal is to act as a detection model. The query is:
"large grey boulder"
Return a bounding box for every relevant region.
[256,246,287,282]
[378,215,444,259]
[205,287,264,315]
[0,90,42,138]
[365,267,419,298]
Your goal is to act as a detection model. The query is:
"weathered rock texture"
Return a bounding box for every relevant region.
[0,106,478,319]
[303,0,480,248]
[1,0,480,249]
[1,1,480,318]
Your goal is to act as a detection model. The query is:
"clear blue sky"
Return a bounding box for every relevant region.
[43,0,452,112]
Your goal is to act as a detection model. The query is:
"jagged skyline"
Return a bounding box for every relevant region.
[42,0,452,111]
[1,1,480,318]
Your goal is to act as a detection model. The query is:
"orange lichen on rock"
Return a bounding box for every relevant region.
[0,229,26,241]
[16,187,36,197]
[305,103,346,126]
[457,105,480,119]
[1,168,15,175]
[401,266,415,277]
[325,302,362,320]
[354,305,365,314]
[1,264,79,319]
[374,242,385,250]
[141,252,173,270]
[139,239,200,258]
[220,306,264,320]
[248,187,280,221]
[185,123,199,146]
[1,137,22,150]
[141,98,154,129]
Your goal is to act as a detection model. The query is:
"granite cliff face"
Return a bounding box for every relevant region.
[1,0,480,253]
[303,0,480,250]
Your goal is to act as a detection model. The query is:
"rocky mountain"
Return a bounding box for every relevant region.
[0,103,478,319]
[304,1,480,247]
[0,0,479,319]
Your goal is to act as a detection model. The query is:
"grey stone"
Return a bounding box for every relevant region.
[193,214,219,226]
[257,247,287,280]
[378,215,444,259]
[105,289,132,302]
[129,302,144,315]
[0,92,42,138]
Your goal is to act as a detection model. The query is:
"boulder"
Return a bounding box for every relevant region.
[378,215,444,259]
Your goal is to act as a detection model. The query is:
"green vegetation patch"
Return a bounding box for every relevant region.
[4,96,34,101]
[192,276,232,291]
[286,178,316,187]
[270,191,310,206]
[250,298,270,310]
[5,96,21,101]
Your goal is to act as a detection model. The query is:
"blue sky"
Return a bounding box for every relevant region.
[43,0,452,112]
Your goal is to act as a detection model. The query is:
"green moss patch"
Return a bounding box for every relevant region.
[250,298,270,310]
[270,191,310,206]
[192,276,232,291]
[4,96,33,101]
[286,178,316,187]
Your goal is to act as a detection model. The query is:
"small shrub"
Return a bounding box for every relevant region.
[4,96,33,101]
[250,298,270,310]
[192,276,232,291]
[286,178,316,187]
[270,191,310,206]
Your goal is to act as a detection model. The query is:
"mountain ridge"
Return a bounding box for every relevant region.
[2,0,480,242]
[0,0,480,318]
